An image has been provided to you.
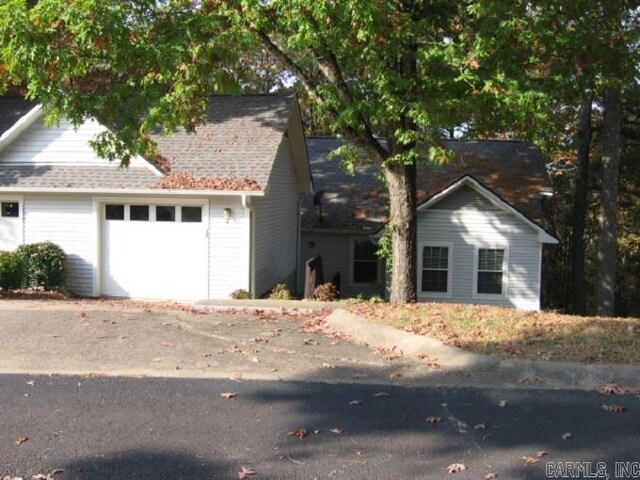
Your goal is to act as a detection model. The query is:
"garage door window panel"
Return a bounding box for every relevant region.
[181,206,202,223]
[130,205,149,221]
[105,204,124,221]
[156,205,175,222]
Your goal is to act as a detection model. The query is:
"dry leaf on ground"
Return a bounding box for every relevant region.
[536,451,548,458]
[161,341,175,348]
[426,416,443,424]
[288,428,308,439]
[15,436,28,445]
[519,455,540,464]
[474,423,487,429]
[237,466,256,479]
[600,383,628,395]
[497,400,508,408]
[349,400,363,406]
[329,428,343,435]
[561,432,572,440]
[220,392,239,399]
[484,473,498,479]
[446,463,466,474]
[601,404,626,413]
[373,392,389,397]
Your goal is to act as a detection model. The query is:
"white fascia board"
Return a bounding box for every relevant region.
[0,187,265,196]
[0,104,43,154]
[418,175,558,244]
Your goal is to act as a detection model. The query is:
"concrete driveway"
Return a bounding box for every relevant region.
[0,299,433,385]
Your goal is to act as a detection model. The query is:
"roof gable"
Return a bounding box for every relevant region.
[418,175,558,243]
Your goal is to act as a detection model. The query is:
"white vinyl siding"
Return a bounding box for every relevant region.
[252,138,299,297]
[0,115,148,167]
[23,194,96,296]
[300,231,385,299]
[208,197,250,299]
[430,185,501,212]
[417,208,541,310]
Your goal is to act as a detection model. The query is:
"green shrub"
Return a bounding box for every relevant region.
[267,283,293,300]
[15,242,66,290]
[230,288,252,300]
[0,251,24,290]
[313,282,339,302]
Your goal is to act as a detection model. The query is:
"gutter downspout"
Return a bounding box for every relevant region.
[296,194,304,295]
[242,194,255,297]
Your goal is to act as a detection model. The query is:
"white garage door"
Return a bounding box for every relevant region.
[102,202,208,300]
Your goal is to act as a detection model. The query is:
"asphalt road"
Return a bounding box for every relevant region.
[2,374,638,480]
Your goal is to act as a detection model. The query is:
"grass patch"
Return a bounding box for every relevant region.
[348,302,640,365]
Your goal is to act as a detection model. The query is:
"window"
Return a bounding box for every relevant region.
[1,202,19,218]
[156,205,175,222]
[477,248,505,295]
[181,206,202,223]
[105,204,124,221]
[421,246,449,293]
[352,240,378,283]
[130,205,149,221]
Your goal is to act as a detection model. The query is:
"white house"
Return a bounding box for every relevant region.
[300,137,558,310]
[0,95,312,300]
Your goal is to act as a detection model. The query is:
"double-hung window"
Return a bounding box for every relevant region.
[352,240,379,284]
[476,248,505,295]
[420,245,451,295]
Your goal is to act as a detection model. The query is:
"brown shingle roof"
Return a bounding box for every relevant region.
[0,165,159,189]
[302,138,551,232]
[151,95,294,188]
[0,95,294,191]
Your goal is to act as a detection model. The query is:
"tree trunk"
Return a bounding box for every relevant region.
[570,96,592,315]
[596,87,621,316]
[384,161,417,304]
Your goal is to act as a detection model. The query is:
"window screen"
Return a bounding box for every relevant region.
[477,248,504,294]
[353,240,378,283]
[421,246,449,293]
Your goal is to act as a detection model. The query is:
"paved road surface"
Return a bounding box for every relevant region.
[2,374,638,480]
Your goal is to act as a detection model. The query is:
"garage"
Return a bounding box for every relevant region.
[101,201,209,300]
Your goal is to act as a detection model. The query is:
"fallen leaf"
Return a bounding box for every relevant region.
[272,347,287,354]
[374,346,403,360]
[561,432,572,440]
[322,362,335,369]
[220,392,239,399]
[373,392,389,397]
[600,383,628,395]
[161,341,175,348]
[15,436,28,445]
[536,451,548,458]
[484,474,498,479]
[26,381,35,387]
[601,403,626,413]
[313,429,321,435]
[329,428,343,435]
[474,423,487,429]
[446,463,466,474]
[497,400,508,408]
[303,338,319,346]
[349,400,363,406]
[288,428,308,439]
[201,353,212,358]
[426,416,443,424]
[237,466,256,479]
[519,455,540,464]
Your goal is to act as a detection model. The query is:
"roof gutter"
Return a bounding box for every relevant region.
[0,187,265,196]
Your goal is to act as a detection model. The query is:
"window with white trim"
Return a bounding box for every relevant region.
[352,240,378,284]
[421,246,450,293]
[477,248,505,295]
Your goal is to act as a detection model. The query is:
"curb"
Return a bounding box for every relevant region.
[324,309,640,391]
